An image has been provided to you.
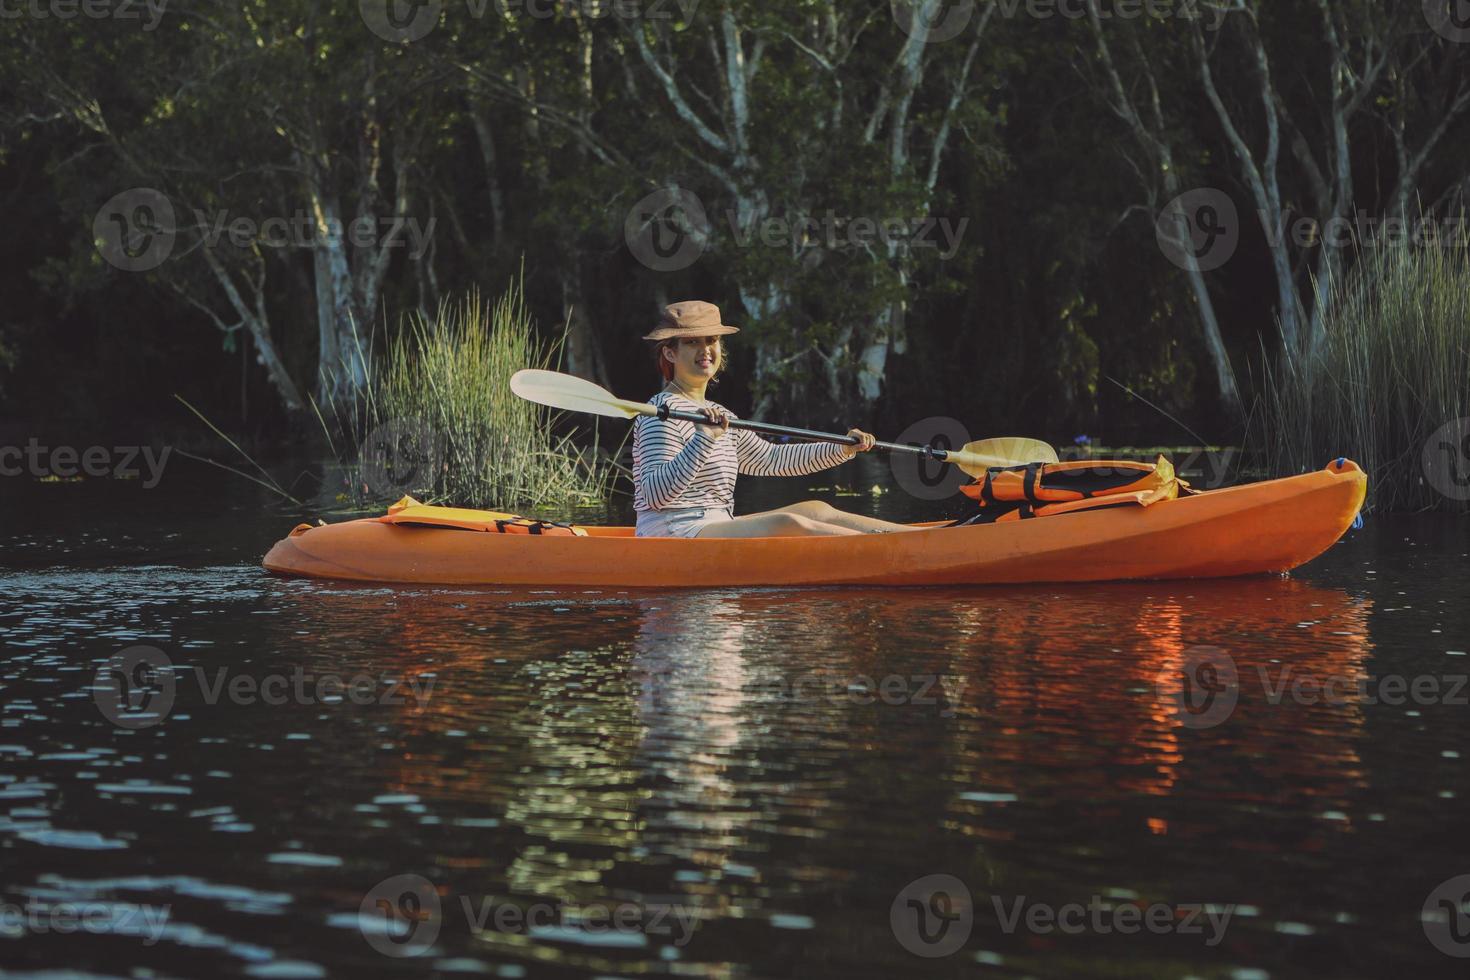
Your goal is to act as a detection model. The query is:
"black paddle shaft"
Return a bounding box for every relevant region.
[655,403,956,462]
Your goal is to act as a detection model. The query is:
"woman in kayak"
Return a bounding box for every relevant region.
[633,301,918,538]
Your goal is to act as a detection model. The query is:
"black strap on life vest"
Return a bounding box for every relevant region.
[1022,463,1041,503]
[493,518,584,535]
[981,468,1001,506]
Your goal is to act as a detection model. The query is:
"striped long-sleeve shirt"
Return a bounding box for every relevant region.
[632,391,852,513]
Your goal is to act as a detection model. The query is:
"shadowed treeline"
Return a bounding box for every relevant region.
[2,1,1467,456]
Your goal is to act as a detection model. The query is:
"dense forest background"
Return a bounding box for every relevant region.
[2,0,1467,449]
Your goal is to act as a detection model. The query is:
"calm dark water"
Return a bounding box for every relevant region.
[3,461,1469,978]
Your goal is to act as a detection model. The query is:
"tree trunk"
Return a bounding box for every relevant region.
[740,281,790,420]
[196,246,306,413]
[1087,2,1242,417]
[469,102,507,249]
[560,262,608,387]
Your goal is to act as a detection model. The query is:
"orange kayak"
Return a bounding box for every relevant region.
[262,460,1366,587]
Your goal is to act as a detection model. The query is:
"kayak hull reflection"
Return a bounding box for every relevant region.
[263,460,1367,587]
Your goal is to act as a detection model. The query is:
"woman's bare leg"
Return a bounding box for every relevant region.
[695,512,863,538]
[766,499,920,532]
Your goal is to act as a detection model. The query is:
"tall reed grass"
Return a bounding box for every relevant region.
[345,283,618,512]
[1259,239,1470,512]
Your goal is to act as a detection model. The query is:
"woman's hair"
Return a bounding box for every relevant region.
[654,337,726,384]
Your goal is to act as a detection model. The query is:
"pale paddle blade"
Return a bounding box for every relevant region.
[965,437,1058,464]
[510,369,655,420]
[950,437,1058,477]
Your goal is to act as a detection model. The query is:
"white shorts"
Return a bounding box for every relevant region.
[635,506,735,538]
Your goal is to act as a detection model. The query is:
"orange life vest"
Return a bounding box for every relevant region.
[956,456,1188,524]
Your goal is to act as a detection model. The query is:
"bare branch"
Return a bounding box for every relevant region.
[625,19,731,155]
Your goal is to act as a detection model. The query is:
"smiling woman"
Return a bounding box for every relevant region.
[631,301,919,538]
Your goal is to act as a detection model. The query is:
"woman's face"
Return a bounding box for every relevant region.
[666,335,722,383]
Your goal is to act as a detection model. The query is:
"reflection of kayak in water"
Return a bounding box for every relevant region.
[275,576,1374,964]
[939,577,1374,833]
[263,462,1367,587]
[280,579,1372,819]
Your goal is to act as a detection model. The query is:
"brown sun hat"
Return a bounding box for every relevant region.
[642,300,740,341]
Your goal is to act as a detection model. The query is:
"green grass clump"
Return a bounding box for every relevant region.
[354,283,618,512]
[1260,236,1470,512]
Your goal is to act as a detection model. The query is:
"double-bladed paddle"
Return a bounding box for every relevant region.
[510,369,1057,477]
